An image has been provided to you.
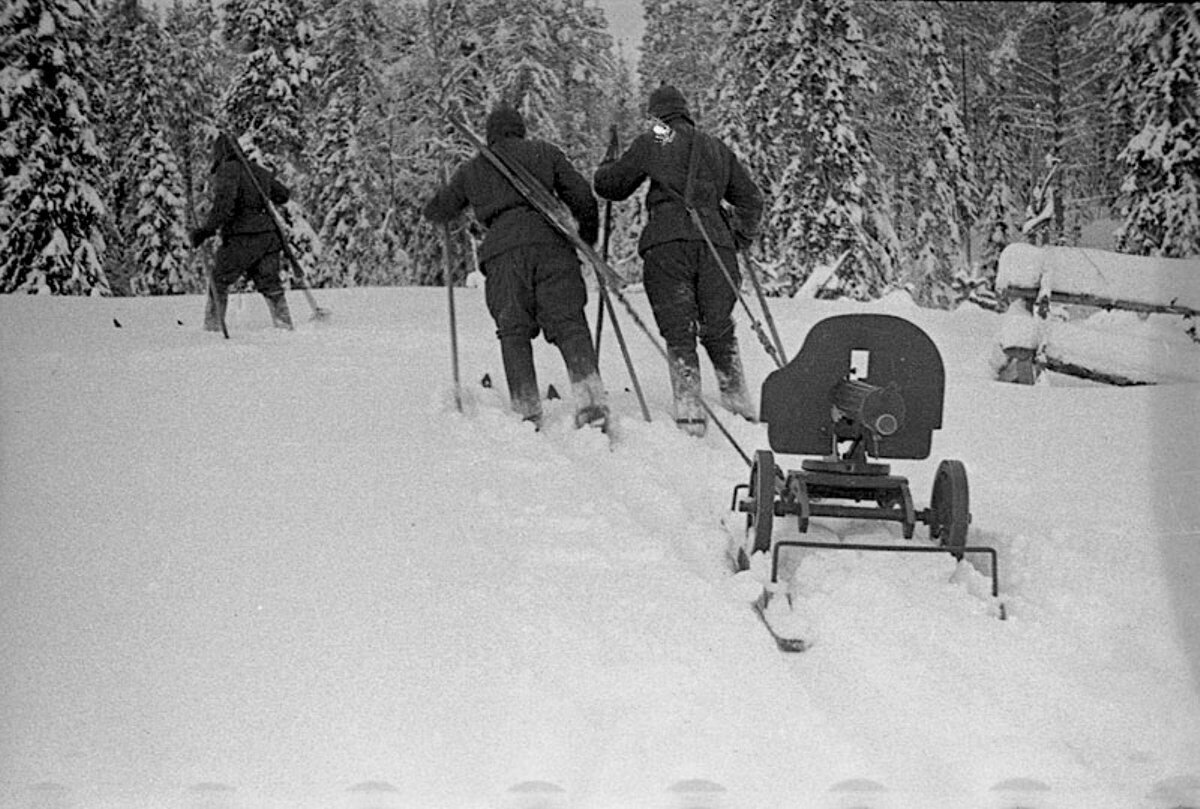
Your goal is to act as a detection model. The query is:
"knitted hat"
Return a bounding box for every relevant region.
[486,105,526,145]
[647,85,691,123]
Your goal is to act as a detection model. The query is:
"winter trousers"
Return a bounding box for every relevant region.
[483,243,606,423]
[642,240,754,424]
[204,231,293,331]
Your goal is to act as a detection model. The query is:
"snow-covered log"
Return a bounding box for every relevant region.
[997,243,1200,314]
[994,243,1200,385]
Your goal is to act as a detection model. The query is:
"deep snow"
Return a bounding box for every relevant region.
[1,283,1199,809]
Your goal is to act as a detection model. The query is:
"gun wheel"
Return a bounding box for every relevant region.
[930,459,970,558]
[744,450,776,562]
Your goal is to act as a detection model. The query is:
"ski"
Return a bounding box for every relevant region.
[751,594,809,653]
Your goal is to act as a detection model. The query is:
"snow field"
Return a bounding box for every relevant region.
[1,286,1198,809]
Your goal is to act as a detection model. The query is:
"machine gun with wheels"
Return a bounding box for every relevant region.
[731,313,1001,615]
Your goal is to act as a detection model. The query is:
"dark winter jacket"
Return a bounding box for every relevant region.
[423,117,599,265]
[592,120,763,256]
[194,134,290,242]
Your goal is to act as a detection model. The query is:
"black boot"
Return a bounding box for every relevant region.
[263,291,294,330]
[204,283,228,332]
[500,337,543,428]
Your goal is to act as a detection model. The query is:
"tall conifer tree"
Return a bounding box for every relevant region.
[96,0,189,295]
[907,9,976,306]
[1,0,110,294]
[1114,3,1200,257]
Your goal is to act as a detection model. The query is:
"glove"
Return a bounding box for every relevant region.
[189,227,212,248]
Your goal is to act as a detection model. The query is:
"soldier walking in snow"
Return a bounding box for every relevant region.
[424,105,609,431]
[190,133,294,331]
[593,85,763,437]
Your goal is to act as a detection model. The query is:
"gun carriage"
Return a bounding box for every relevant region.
[732,314,1000,601]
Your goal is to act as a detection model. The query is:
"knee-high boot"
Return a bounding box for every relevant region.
[204,283,228,332]
[500,337,543,427]
[263,290,294,330]
[556,330,609,429]
[707,335,757,421]
[669,351,706,437]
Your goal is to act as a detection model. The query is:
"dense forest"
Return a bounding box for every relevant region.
[1,0,1197,305]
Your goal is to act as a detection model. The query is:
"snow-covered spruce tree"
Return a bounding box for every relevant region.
[308,0,392,286]
[161,0,227,292]
[714,0,889,297]
[163,0,226,232]
[406,0,619,286]
[222,0,317,164]
[452,0,614,166]
[905,9,977,308]
[128,127,190,294]
[1114,3,1200,258]
[709,0,811,291]
[1,0,110,295]
[639,0,723,122]
[998,3,1114,246]
[95,0,189,295]
[222,0,321,286]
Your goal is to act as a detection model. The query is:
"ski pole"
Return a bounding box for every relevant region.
[594,125,620,356]
[443,224,463,413]
[594,202,611,355]
[687,208,786,369]
[223,133,331,321]
[189,198,229,339]
[440,169,463,412]
[743,254,787,364]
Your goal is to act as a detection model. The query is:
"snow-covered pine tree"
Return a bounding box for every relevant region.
[1114,3,1200,258]
[905,8,976,307]
[308,0,391,285]
[95,0,189,295]
[1,0,110,295]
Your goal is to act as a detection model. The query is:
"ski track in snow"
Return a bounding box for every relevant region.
[1,288,1198,809]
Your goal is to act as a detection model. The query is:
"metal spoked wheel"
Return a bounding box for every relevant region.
[745,449,776,561]
[930,459,970,558]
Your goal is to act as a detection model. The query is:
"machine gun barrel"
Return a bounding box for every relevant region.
[831,378,906,437]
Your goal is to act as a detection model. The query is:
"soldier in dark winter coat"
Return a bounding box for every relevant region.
[190,133,293,331]
[424,105,608,431]
[593,85,763,436]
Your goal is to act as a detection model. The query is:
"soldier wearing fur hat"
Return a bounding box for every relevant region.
[190,133,294,331]
[424,104,609,431]
[593,85,763,437]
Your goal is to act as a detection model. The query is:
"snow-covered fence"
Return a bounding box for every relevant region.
[993,243,1200,385]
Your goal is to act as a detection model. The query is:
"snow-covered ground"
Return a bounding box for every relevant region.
[2,284,1198,809]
